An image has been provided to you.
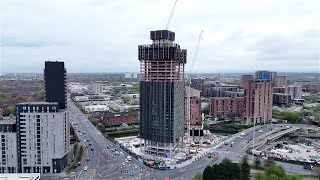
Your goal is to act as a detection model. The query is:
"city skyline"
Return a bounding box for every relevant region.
[0,0,319,73]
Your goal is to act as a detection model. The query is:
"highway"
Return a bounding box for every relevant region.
[45,101,317,180]
[68,101,141,180]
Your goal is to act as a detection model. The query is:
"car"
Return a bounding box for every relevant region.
[122,162,125,166]
[259,130,262,133]
[87,139,89,142]
[87,126,89,128]
[130,172,134,176]
[84,140,86,142]
[303,165,314,170]
[89,143,92,146]
[241,133,245,136]
[91,148,94,151]
[125,159,128,163]
[85,119,87,122]
[84,166,88,171]
[87,158,90,161]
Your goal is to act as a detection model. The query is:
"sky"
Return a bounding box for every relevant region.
[0,0,319,73]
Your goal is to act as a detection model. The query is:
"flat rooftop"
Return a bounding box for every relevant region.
[0,120,16,124]
[0,173,40,180]
[17,101,58,105]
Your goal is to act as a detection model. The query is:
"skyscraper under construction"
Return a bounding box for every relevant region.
[138,30,187,157]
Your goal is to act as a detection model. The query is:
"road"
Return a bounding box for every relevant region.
[68,101,141,180]
[46,101,317,180]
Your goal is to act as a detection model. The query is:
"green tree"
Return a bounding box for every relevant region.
[202,105,209,115]
[73,143,78,156]
[265,165,286,179]
[121,96,130,104]
[91,118,99,126]
[241,161,251,180]
[264,158,276,167]
[131,99,139,105]
[203,166,212,180]
[194,172,203,180]
[254,156,261,168]
[281,112,302,124]
[3,106,15,116]
[96,123,105,132]
[241,155,248,164]
[0,92,6,102]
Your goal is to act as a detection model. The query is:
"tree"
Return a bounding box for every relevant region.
[91,118,99,126]
[240,161,251,180]
[194,172,203,180]
[131,99,139,106]
[3,106,15,116]
[264,158,276,167]
[96,123,104,132]
[203,166,212,180]
[241,155,248,164]
[265,165,286,179]
[121,96,130,104]
[202,105,209,115]
[281,112,302,124]
[254,156,261,168]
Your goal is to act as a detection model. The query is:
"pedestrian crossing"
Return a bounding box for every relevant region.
[78,169,95,180]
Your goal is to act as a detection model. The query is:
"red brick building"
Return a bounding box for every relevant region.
[273,87,285,93]
[190,97,202,125]
[244,80,273,125]
[100,112,139,127]
[241,75,253,85]
[209,97,244,117]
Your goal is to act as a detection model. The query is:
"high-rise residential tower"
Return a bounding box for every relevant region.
[244,80,273,125]
[44,61,66,109]
[138,30,187,157]
[15,61,69,173]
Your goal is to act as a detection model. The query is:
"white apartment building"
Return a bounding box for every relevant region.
[0,120,17,173]
[92,81,109,94]
[285,85,302,99]
[16,102,70,174]
[275,75,287,87]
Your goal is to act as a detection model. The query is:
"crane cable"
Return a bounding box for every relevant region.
[166,0,178,30]
[187,30,204,138]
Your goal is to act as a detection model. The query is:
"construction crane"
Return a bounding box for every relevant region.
[186,30,204,140]
[166,0,178,30]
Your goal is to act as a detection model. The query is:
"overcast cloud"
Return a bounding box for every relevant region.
[0,0,319,73]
